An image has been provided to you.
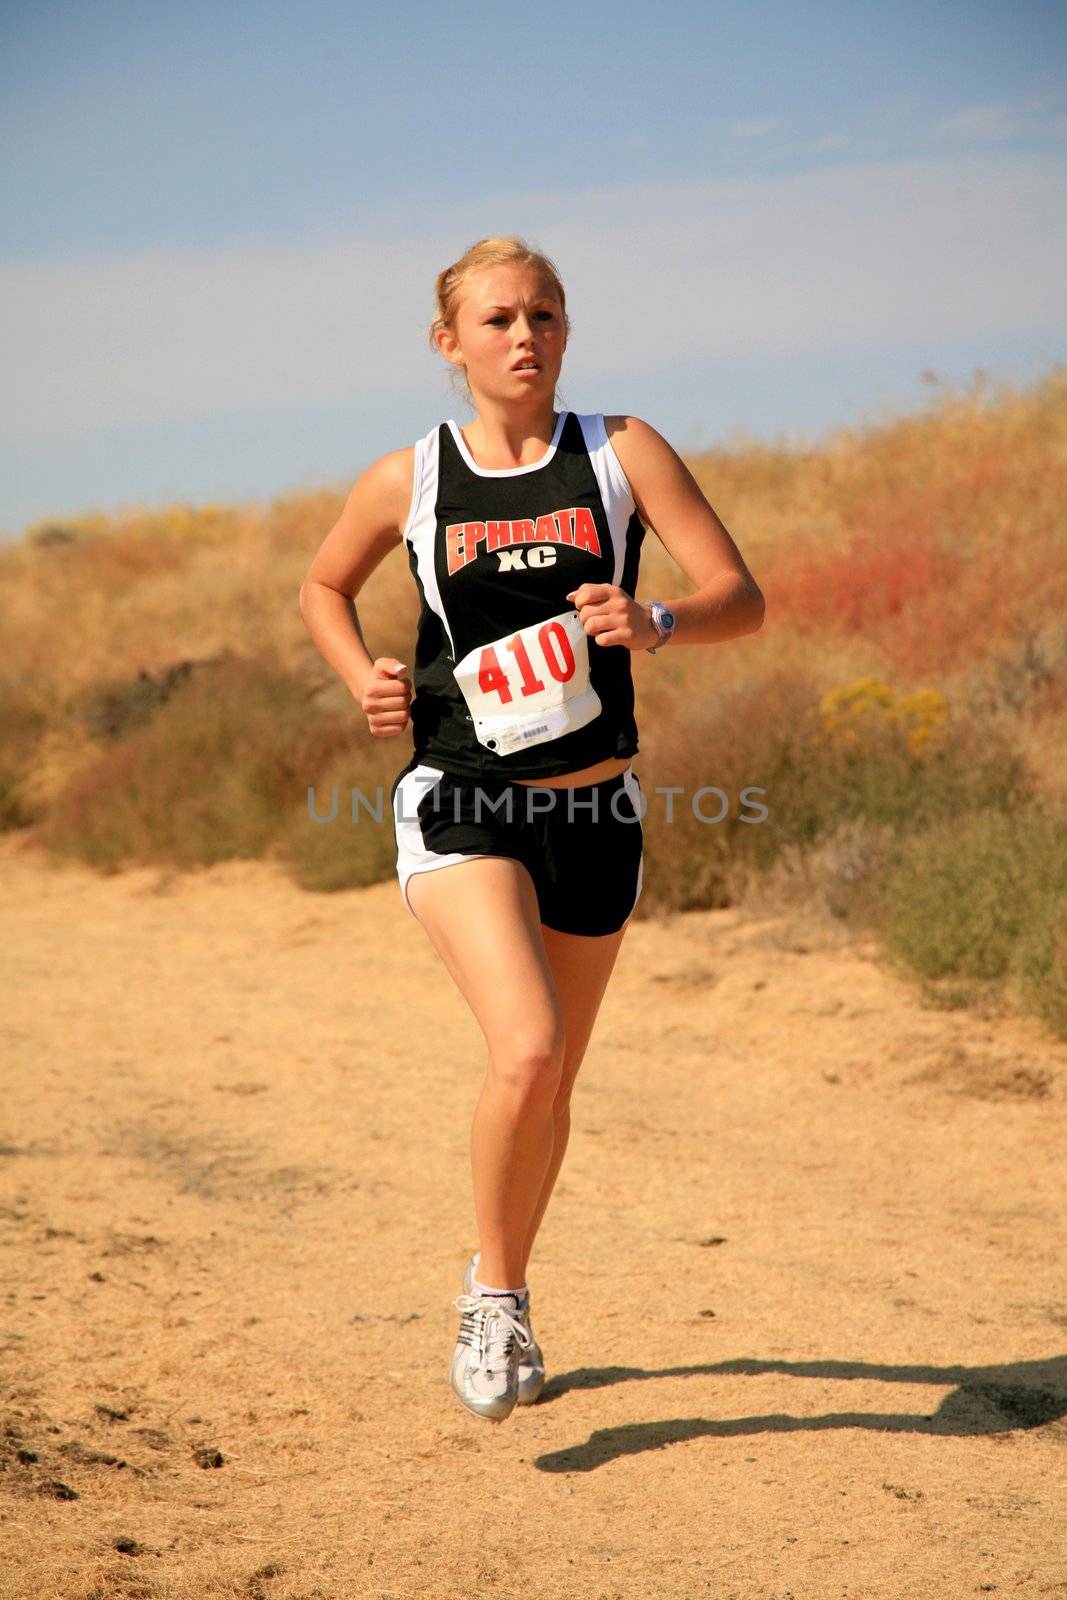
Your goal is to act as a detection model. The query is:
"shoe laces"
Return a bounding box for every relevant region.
[452,1292,532,1374]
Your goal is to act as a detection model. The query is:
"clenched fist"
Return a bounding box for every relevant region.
[565,583,659,650]
[361,658,413,738]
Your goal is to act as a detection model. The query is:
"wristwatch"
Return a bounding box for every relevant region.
[645,600,677,654]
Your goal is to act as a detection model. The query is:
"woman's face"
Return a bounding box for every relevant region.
[439,262,567,405]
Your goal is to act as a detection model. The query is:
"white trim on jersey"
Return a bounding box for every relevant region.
[575,412,640,588]
[403,419,455,657]
[445,410,568,478]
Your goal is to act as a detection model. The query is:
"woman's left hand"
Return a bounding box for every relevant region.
[565,584,658,651]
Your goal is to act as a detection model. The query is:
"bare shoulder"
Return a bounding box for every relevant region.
[604,414,664,448]
[356,444,417,537]
[301,444,416,598]
[602,415,692,525]
[603,413,684,473]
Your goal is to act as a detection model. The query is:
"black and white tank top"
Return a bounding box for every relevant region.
[400,410,647,780]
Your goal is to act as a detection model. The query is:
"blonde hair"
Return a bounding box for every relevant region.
[428,235,571,408]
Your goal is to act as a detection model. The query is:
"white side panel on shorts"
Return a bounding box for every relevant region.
[392,762,498,920]
[622,764,645,910]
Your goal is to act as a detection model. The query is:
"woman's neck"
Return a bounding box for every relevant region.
[460,402,560,469]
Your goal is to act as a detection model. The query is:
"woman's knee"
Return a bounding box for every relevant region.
[487,1025,567,1103]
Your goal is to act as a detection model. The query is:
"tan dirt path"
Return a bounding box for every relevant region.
[1,832,1065,1600]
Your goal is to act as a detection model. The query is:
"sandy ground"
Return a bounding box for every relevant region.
[1,827,1065,1600]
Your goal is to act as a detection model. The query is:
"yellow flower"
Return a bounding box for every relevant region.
[814,678,948,759]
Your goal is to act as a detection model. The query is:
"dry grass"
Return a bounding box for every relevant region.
[3,364,1067,1031]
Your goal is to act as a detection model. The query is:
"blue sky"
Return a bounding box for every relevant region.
[2,0,1065,539]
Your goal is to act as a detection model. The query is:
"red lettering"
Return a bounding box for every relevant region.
[464,522,487,557]
[573,508,600,554]
[507,634,546,696]
[448,508,599,570]
[477,646,512,703]
[446,522,468,574]
[540,621,576,682]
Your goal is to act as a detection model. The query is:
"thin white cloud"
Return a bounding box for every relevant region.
[729,118,782,139]
[787,132,854,154]
[931,92,1067,144]
[931,103,1023,143]
[3,149,1065,444]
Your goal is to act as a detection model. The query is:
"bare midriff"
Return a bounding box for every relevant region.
[510,755,632,789]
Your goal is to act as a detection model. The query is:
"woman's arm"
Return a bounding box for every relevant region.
[298,447,414,702]
[606,415,765,645]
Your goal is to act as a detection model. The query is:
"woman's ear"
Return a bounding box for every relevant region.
[436,326,464,370]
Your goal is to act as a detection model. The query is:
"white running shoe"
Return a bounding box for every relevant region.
[450,1286,532,1423]
[463,1252,546,1406]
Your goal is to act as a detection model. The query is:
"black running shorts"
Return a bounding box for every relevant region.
[390,760,645,937]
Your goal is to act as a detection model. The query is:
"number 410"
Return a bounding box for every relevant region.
[477,621,577,704]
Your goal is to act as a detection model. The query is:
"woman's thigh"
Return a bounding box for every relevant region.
[406,856,565,1070]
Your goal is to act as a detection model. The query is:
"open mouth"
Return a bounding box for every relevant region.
[513,361,541,373]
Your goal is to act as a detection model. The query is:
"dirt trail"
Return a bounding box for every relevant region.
[1,831,1065,1600]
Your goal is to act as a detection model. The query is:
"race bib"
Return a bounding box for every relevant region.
[453,608,603,758]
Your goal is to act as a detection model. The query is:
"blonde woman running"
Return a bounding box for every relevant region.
[299,235,764,1424]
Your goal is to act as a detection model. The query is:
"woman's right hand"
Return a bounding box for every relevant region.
[360,658,413,737]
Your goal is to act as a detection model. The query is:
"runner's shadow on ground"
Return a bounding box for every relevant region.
[531,1354,1067,1473]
